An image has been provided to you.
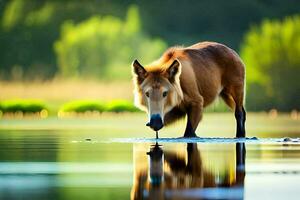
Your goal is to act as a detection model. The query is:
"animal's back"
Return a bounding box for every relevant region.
[154,41,245,78]
[185,42,245,90]
[154,42,245,107]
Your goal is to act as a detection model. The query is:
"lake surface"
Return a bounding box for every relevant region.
[0,114,300,199]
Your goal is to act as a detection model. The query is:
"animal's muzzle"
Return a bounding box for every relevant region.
[146,114,164,131]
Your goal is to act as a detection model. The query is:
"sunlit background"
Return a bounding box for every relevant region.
[0,1,300,200]
[0,0,299,115]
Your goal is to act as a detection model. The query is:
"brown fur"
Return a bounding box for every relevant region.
[133,41,246,137]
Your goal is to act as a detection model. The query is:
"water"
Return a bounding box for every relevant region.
[1,130,300,200]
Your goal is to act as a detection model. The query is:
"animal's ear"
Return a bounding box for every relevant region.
[132,59,147,83]
[166,59,181,82]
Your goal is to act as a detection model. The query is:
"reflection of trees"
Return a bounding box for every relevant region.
[131,143,246,200]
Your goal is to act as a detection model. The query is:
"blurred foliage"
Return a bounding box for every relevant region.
[59,99,139,116]
[241,15,300,111]
[0,99,47,113]
[106,100,139,113]
[0,0,300,110]
[1,0,299,80]
[59,100,106,113]
[54,6,166,79]
[0,0,130,80]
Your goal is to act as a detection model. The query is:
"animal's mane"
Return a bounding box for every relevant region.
[145,46,184,73]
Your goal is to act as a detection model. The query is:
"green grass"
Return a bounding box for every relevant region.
[106,100,139,113]
[59,99,139,115]
[0,99,140,118]
[59,100,106,113]
[0,97,233,118]
[0,99,47,114]
[0,113,299,139]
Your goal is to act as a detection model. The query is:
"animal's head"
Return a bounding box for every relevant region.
[132,59,183,131]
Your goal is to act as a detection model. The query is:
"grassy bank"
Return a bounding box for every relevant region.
[0,80,231,116]
[0,80,133,113]
[0,113,299,138]
[0,99,140,118]
[0,80,134,116]
[1,80,299,116]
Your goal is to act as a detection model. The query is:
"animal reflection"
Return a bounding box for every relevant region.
[131,143,246,200]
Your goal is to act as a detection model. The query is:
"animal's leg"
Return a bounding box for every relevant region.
[184,118,197,137]
[221,86,246,137]
[220,89,235,109]
[232,86,246,138]
[235,105,246,138]
[163,107,186,125]
[183,97,203,137]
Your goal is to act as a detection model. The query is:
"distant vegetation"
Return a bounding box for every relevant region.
[0,99,139,118]
[1,0,299,81]
[106,100,138,113]
[0,1,299,111]
[58,99,139,117]
[58,100,106,114]
[241,15,300,111]
[54,6,166,79]
[0,99,48,117]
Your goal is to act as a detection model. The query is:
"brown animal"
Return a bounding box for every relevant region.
[132,41,246,137]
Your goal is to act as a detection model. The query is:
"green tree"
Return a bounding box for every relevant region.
[241,15,300,111]
[1,0,300,81]
[54,5,166,79]
[0,0,133,80]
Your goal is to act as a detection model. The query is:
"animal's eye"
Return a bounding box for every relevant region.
[163,91,168,97]
[145,92,150,97]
